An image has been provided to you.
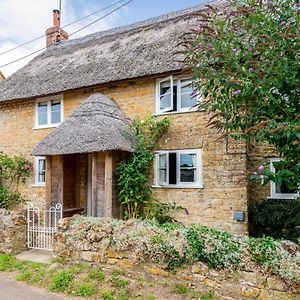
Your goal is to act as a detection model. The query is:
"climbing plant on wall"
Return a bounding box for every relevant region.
[116,116,171,220]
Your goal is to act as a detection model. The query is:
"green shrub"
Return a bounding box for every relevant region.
[16,263,46,285]
[72,281,97,297]
[51,270,74,292]
[0,186,24,209]
[247,236,282,266]
[111,274,130,288]
[88,268,105,281]
[102,289,114,300]
[173,284,188,294]
[186,225,241,270]
[249,199,300,242]
[159,243,186,270]
[0,254,15,271]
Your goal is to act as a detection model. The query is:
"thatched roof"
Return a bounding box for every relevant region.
[0,1,224,103]
[32,93,134,155]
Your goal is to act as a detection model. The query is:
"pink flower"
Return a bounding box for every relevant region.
[233,90,241,96]
[258,165,264,172]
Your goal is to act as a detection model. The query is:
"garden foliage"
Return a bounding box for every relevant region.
[187,0,299,193]
[0,152,32,209]
[117,116,176,221]
[249,198,300,242]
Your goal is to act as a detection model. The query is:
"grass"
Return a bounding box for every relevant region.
[51,270,75,292]
[173,284,189,294]
[72,280,98,297]
[0,253,214,299]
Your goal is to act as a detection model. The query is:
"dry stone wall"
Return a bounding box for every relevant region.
[0,209,27,254]
[54,217,300,300]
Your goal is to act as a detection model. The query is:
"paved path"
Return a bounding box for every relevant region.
[0,273,79,300]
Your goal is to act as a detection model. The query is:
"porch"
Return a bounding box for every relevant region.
[45,152,122,218]
[32,93,134,218]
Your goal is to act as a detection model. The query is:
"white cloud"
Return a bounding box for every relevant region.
[0,0,127,77]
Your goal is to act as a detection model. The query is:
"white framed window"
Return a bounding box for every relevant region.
[154,149,203,188]
[35,156,46,186]
[269,158,298,199]
[35,96,63,129]
[155,75,200,115]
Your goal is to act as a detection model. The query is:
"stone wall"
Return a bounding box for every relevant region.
[53,217,300,300]
[0,209,27,254]
[0,75,248,234]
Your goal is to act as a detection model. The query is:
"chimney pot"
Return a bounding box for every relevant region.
[46,9,69,47]
[53,9,60,28]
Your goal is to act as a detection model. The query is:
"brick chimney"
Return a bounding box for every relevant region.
[46,9,69,47]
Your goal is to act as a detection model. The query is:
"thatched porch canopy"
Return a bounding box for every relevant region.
[32,93,133,218]
[32,93,134,156]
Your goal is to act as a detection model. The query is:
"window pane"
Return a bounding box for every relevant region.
[160,94,171,110]
[159,154,167,168]
[38,159,46,183]
[276,182,297,194]
[180,169,195,182]
[180,80,197,109]
[51,100,61,124]
[180,154,196,183]
[51,111,61,124]
[159,80,172,110]
[180,154,195,168]
[37,102,48,125]
[181,93,197,109]
[273,161,297,194]
[159,169,167,183]
[158,154,167,183]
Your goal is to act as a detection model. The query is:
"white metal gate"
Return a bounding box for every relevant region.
[27,203,63,250]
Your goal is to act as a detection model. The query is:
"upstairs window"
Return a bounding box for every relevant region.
[35,96,63,128]
[270,158,298,199]
[35,156,46,186]
[155,149,203,188]
[156,76,200,114]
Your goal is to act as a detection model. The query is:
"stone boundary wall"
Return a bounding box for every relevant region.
[0,209,27,254]
[54,217,300,300]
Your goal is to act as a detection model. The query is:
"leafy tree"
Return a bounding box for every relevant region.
[187,0,299,192]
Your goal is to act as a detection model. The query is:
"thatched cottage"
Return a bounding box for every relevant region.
[0,3,295,235]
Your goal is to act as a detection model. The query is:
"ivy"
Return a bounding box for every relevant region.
[116,116,170,220]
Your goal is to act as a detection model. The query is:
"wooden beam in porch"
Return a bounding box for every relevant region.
[46,155,63,207]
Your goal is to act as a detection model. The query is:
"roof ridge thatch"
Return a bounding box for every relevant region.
[0,0,227,103]
[56,0,224,51]
[32,93,134,156]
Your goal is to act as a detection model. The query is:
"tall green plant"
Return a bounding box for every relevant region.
[0,152,32,209]
[116,117,170,219]
[187,0,300,193]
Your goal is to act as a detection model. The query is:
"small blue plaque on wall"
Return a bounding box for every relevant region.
[233,211,245,221]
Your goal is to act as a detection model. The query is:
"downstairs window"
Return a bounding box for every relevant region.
[154,149,203,188]
[269,158,298,199]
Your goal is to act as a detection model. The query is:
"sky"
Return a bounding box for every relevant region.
[0,0,207,77]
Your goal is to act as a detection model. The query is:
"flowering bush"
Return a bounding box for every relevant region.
[0,152,32,209]
[187,0,299,195]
